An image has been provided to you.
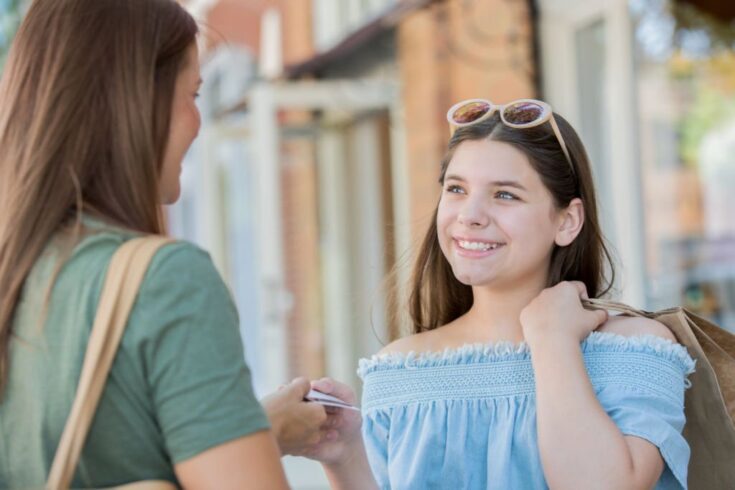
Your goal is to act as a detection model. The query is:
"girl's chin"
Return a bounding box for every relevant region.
[453,271,492,286]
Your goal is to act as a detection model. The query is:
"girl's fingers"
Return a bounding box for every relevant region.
[320,413,342,430]
[567,280,589,299]
[594,308,608,325]
[311,377,334,393]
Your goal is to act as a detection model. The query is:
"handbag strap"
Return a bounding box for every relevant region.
[583,298,735,361]
[582,298,648,317]
[47,236,174,490]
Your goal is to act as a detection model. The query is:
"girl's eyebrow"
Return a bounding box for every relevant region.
[444,175,527,191]
[444,174,466,182]
[491,180,527,191]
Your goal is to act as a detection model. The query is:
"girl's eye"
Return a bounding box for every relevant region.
[496,190,517,200]
[445,184,465,194]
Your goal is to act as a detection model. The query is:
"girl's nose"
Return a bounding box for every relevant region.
[457,199,489,228]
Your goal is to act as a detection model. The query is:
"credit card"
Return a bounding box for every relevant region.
[305,389,360,411]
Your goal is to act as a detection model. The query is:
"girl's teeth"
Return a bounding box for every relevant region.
[458,240,499,251]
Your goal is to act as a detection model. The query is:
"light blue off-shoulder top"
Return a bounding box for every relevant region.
[358,332,696,490]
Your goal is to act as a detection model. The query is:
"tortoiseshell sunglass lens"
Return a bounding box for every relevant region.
[451,101,491,124]
[503,101,545,125]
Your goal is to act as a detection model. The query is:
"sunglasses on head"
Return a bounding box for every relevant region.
[446,98,575,177]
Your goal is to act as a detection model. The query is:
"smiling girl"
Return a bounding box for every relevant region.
[356,99,695,489]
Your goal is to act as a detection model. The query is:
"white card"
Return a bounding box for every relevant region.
[305,389,360,411]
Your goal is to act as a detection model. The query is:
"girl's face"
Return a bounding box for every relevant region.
[160,44,202,204]
[437,138,581,290]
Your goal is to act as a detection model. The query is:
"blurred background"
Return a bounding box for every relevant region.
[2,0,734,486]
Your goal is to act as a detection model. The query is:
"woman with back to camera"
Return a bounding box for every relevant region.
[351,99,695,489]
[0,0,373,488]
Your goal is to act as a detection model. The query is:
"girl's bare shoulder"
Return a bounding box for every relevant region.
[597,314,677,342]
[377,327,451,356]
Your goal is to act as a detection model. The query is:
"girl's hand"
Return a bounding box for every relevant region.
[520,281,608,346]
[303,377,364,469]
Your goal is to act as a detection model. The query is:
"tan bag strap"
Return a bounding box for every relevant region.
[584,298,734,354]
[47,236,174,490]
[582,298,648,317]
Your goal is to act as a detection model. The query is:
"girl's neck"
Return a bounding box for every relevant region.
[455,279,548,344]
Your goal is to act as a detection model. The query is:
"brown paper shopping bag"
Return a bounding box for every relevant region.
[585,298,735,490]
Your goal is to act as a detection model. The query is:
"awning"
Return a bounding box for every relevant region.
[284,0,440,78]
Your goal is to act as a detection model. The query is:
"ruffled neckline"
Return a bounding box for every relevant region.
[358,331,696,378]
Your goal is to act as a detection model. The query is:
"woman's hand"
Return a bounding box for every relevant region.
[520,281,608,346]
[260,377,328,456]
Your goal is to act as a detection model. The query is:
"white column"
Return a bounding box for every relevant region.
[198,128,226,274]
[388,99,412,330]
[350,119,388,362]
[316,127,355,385]
[249,83,289,394]
[605,1,646,306]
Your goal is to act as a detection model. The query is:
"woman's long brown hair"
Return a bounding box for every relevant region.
[405,112,616,334]
[0,0,198,394]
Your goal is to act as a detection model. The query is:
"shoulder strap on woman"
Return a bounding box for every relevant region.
[47,236,174,490]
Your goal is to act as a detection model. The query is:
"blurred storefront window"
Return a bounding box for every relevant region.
[632,0,735,329]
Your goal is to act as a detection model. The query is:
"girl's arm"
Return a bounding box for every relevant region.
[521,282,669,490]
[321,434,376,490]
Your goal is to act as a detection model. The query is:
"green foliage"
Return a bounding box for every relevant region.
[679,80,735,166]
[0,0,23,69]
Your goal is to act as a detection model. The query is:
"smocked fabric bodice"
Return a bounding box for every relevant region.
[358,332,695,490]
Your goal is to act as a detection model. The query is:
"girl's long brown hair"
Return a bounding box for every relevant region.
[406,112,616,334]
[0,0,198,393]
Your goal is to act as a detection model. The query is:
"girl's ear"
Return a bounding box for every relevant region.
[555,198,584,247]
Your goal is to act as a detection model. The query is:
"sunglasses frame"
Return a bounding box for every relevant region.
[446,98,575,177]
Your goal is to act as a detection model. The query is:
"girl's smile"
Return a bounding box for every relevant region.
[452,237,506,258]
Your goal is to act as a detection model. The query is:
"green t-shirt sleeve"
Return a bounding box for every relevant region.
[127,241,270,464]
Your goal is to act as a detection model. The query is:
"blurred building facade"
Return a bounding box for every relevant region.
[172,1,735,481]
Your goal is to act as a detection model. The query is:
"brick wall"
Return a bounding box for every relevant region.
[278,1,321,379]
[203,0,313,64]
[203,0,266,52]
[281,133,324,380]
[282,0,314,66]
